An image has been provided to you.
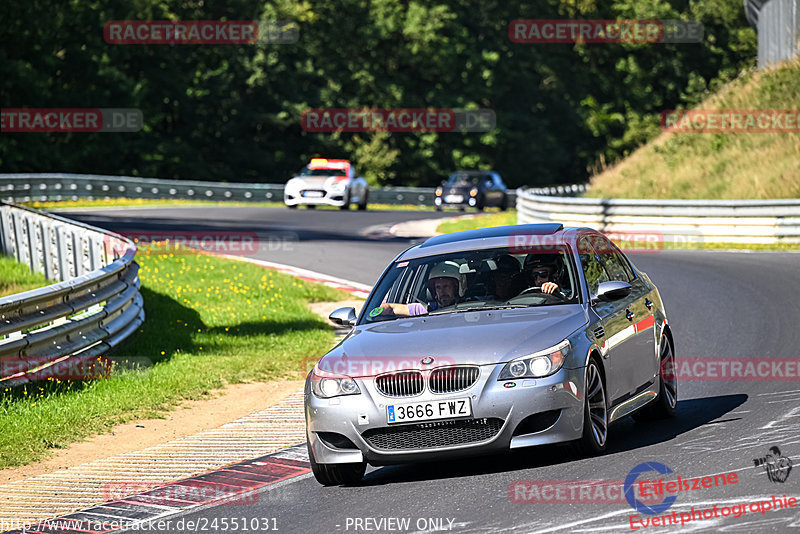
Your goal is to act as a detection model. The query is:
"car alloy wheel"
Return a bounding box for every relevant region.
[576,359,608,454]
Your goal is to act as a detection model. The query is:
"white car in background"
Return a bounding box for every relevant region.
[284,158,369,210]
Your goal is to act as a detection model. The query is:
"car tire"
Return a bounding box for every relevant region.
[633,334,677,422]
[500,194,509,211]
[307,205,316,209]
[340,191,351,210]
[435,205,442,211]
[287,204,297,209]
[575,358,608,456]
[358,190,368,211]
[306,437,366,486]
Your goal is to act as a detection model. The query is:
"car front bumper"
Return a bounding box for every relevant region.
[285,189,347,206]
[305,364,586,465]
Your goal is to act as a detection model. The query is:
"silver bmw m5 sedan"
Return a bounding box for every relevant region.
[304,223,677,485]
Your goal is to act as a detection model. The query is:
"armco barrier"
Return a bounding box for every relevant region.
[516,189,800,244]
[0,202,143,387]
[0,173,518,207]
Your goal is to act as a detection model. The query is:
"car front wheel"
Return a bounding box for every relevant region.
[307,437,366,486]
[575,359,608,455]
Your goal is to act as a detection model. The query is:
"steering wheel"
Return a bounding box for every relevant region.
[510,286,564,304]
[515,286,543,297]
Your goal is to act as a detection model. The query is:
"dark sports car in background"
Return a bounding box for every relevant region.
[434,170,509,211]
[304,224,677,485]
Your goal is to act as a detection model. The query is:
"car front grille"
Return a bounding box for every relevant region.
[376,371,424,397]
[429,366,480,393]
[362,418,504,451]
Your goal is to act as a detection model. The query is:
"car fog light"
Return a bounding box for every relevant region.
[468,198,476,206]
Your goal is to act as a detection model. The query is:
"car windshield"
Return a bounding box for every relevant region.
[362,245,580,324]
[447,173,482,186]
[300,167,347,177]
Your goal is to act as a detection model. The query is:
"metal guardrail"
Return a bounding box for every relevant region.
[745,0,800,68]
[516,189,800,244]
[0,202,144,387]
[0,173,520,207]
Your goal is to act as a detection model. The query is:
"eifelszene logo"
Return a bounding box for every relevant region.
[624,462,677,515]
[754,446,792,483]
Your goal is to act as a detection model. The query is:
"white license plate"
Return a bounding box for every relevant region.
[387,397,471,424]
[302,191,324,198]
[444,194,463,203]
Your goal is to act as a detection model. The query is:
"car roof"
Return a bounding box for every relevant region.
[397,223,592,260]
[308,158,350,170]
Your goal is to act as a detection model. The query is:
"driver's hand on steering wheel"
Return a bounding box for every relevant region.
[541,282,559,294]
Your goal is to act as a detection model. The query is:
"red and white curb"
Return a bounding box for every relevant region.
[224,256,372,299]
[3,446,310,534]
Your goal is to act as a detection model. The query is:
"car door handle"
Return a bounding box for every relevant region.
[625,309,635,321]
[645,298,653,310]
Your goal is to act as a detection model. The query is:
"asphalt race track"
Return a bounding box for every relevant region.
[66,206,800,533]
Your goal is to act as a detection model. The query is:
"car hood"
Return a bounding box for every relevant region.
[289,175,345,187]
[317,305,588,376]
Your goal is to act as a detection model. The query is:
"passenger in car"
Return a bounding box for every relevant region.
[378,261,466,316]
[491,255,522,300]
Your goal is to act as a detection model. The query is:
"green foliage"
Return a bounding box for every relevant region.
[0,0,756,187]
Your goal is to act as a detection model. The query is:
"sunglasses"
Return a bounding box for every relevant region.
[532,269,552,277]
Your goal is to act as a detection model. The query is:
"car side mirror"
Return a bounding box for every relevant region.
[329,306,357,327]
[592,281,632,304]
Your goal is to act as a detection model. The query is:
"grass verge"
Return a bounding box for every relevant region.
[0,256,51,298]
[0,247,351,469]
[587,58,800,199]
[436,210,517,234]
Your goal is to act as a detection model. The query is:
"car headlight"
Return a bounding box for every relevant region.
[470,188,478,197]
[286,179,303,192]
[310,365,361,398]
[435,187,443,196]
[499,340,570,380]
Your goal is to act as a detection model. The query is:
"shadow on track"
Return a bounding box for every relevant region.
[357,394,747,486]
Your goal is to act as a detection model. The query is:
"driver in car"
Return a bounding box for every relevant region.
[376,261,465,317]
[511,254,567,297]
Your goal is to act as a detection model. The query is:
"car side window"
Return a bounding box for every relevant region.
[579,236,609,295]
[593,237,632,283]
